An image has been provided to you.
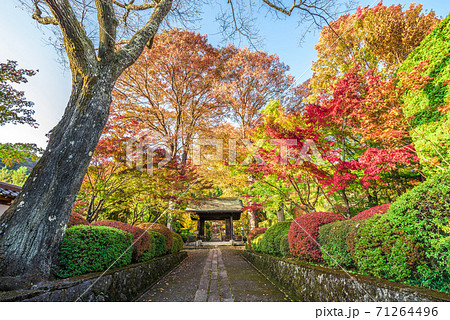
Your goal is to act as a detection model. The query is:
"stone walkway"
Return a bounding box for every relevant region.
[137,248,290,302]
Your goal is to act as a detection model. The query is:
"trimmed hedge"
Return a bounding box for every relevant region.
[68,212,89,228]
[137,223,174,253]
[398,14,450,176]
[247,227,267,250]
[279,233,291,257]
[57,225,132,278]
[289,212,345,262]
[171,232,183,254]
[252,233,265,253]
[91,220,152,262]
[142,231,167,261]
[259,222,291,256]
[318,220,359,268]
[354,171,450,293]
[352,203,390,220]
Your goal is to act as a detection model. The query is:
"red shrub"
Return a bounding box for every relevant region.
[68,212,89,228]
[351,203,390,220]
[92,220,152,262]
[289,212,345,261]
[247,227,267,249]
[137,223,173,253]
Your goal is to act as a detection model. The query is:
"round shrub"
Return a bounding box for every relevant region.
[68,212,89,228]
[141,231,167,261]
[352,203,390,220]
[259,221,291,256]
[318,219,358,268]
[279,233,291,257]
[91,220,152,262]
[137,222,173,253]
[57,225,132,278]
[171,232,183,253]
[289,212,346,262]
[247,227,267,250]
[346,220,366,258]
[252,233,265,253]
[354,171,450,293]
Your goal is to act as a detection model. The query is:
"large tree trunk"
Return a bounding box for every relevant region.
[0,0,172,283]
[0,70,114,281]
[248,209,257,230]
[276,208,285,222]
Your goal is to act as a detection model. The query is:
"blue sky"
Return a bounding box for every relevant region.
[0,0,448,149]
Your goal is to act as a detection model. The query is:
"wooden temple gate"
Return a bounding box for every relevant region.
[186,197,243,241]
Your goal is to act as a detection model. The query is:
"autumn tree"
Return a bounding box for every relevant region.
[309,1,439,101]
[246,100,328,215]
[0,60,40,166]
[0,0,353,281]
[0,60,36,126]
[217,46,294,138]
[249,63,429,217]
[76,106,212,227]
[113,28,224,166]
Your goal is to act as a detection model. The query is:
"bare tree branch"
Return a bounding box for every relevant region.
[95,0,119,63]
[112,0,158,10]
[32,0,58,25]
[45,0,98,75]
[113,0,172,76]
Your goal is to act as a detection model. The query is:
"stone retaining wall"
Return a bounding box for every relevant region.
[0,251,187,302]
[241,251,450,302]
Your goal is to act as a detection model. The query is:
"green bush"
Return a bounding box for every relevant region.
[318,220,358,268]
[259,221,291,256]
[247,227,267,250]
[141,231,167,261]
[171,232,184,254]
[354,171,450,293]
[399,14,450,176]
[252,233,265,253]
[279,233,291,257]
[57,225,132,278]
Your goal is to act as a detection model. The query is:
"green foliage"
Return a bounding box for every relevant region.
[57,225,132,278]
[318,220,358,268]
[0,60,37,127]
[179,228,195,242]
[279,233,291,258]
[0,143,40,169]
[205,221,212,241]
[171,232,183,254]
[354,171,450,293]
[141,231,166,261]
[399,14,450,176]
[247,227,267,250]
[259,221,291,256]
[252,233,265,253]
[0,166,28,186]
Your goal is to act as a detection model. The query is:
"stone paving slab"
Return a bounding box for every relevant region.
[137,248,289,302]
[221,249,290,302]
[137,250,208,302]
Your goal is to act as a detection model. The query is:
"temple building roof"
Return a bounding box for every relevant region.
[0,181,21,205]
[186,197,243,213]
